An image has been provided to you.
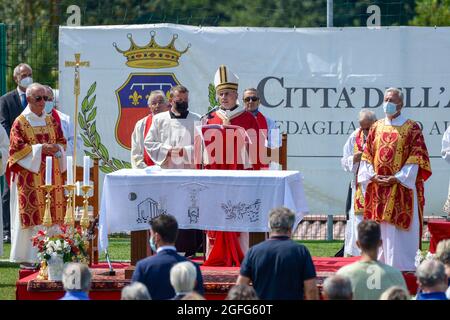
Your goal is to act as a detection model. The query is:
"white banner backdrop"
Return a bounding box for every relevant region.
[59,24,450,215]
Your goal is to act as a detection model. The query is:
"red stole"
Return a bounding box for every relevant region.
[143,115,154,166]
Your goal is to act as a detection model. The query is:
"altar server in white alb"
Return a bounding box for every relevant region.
[341,110,377,257]
[144,85,200,169]
[0,125,9,257]
[131,90,170,168]
[441,125,450,217]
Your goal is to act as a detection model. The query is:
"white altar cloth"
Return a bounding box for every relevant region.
[99,168,308,251]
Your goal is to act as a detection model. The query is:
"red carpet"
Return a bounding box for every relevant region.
[15,258,418,300]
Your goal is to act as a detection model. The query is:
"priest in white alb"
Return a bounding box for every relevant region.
[341,110,377,257]
[8,83,66,266]
[441,125,450,217]
[131,90,169,168]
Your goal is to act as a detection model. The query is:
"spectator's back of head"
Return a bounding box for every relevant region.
[416,260,447,290]
[357,220,381,251]
[436,239,450,267]
[170,261,197,294]
[121,282,151,300]
[181,292,205,300]
[62,263,92,293]
[150,214,178,243]
[226,284,259,300]
[379,286,410,300]
[322,275,353,300]
[268,207,295,234]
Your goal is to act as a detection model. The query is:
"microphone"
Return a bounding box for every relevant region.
[201,106,219,121]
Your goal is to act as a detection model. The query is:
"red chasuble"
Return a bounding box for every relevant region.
[361,119,431,233]
[8,114,67,228]
[143,114,154,166]
[202,109,261,267]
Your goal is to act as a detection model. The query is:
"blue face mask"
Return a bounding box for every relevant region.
[44,101,54,114]
[149,236,157,252]
[383,102,398,115]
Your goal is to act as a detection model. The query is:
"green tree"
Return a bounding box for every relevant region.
[410,0,450,26]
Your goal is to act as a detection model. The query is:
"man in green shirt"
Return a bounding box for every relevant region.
[337,220,408,300]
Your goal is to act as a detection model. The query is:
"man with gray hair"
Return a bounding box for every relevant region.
[416,260,448,300]
[131,90,169,169]
[121,282,151,300]
[322,275,353,300]
[60,263,92,300]
[358,87,431,271]
[8,83,66,266]
[170,261,198,300]
[237,207,318,300]
[0,63,33,243]
[340,109,377,257]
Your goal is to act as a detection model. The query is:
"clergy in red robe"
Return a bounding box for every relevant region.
[358,87,432,271]
[8,83,67,263]
[131,90,170,168]
[242,87,281,169]
[201,65,261,267]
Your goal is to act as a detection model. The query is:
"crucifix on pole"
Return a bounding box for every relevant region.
[64,53,90,216]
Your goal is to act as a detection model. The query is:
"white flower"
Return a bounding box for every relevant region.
[414,249,424,268]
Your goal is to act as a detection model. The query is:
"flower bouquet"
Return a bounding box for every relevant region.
[32,224,89,280]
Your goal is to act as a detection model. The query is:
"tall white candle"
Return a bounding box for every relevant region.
[66,156,73,185]
[45,156,52,185]
[83,156,90,186]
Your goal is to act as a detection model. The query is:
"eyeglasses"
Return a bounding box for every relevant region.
[33,95,50,102]
[244,96,259,102]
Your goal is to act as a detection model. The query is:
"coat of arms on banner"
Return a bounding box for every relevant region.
[78,31,191,174]
[113,32,189,149]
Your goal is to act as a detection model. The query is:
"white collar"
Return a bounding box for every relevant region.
[217,103,244,119]
[156,245,177,253]
[22,106,46,121]
[384,113,407,126]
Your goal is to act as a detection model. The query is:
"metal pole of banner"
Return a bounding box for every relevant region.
[0,23,6,96]
[327,0,334,28]
[327,214,334,241]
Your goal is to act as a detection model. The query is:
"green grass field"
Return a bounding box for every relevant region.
[0,238,430,300]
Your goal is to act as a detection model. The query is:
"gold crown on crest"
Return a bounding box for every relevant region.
[113,31,190,69]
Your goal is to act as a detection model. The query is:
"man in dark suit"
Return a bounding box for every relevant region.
[131,214,204,300]
[0,63,33,243]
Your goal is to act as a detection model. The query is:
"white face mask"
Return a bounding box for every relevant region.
[19,77,33,88]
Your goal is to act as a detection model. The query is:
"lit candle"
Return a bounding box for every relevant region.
[83,156,90,186]
[45,156,52,185]
[66,156,73,185]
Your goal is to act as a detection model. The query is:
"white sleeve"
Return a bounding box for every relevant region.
[266,118,281,149]
[0,125,9,175]
[144,118,172,166]
[442,127,450,164]
[131,120,147,169]
[394,164,418,190]
[357,160,376,194]
[341,133,358,173]
[17,144,43,174]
